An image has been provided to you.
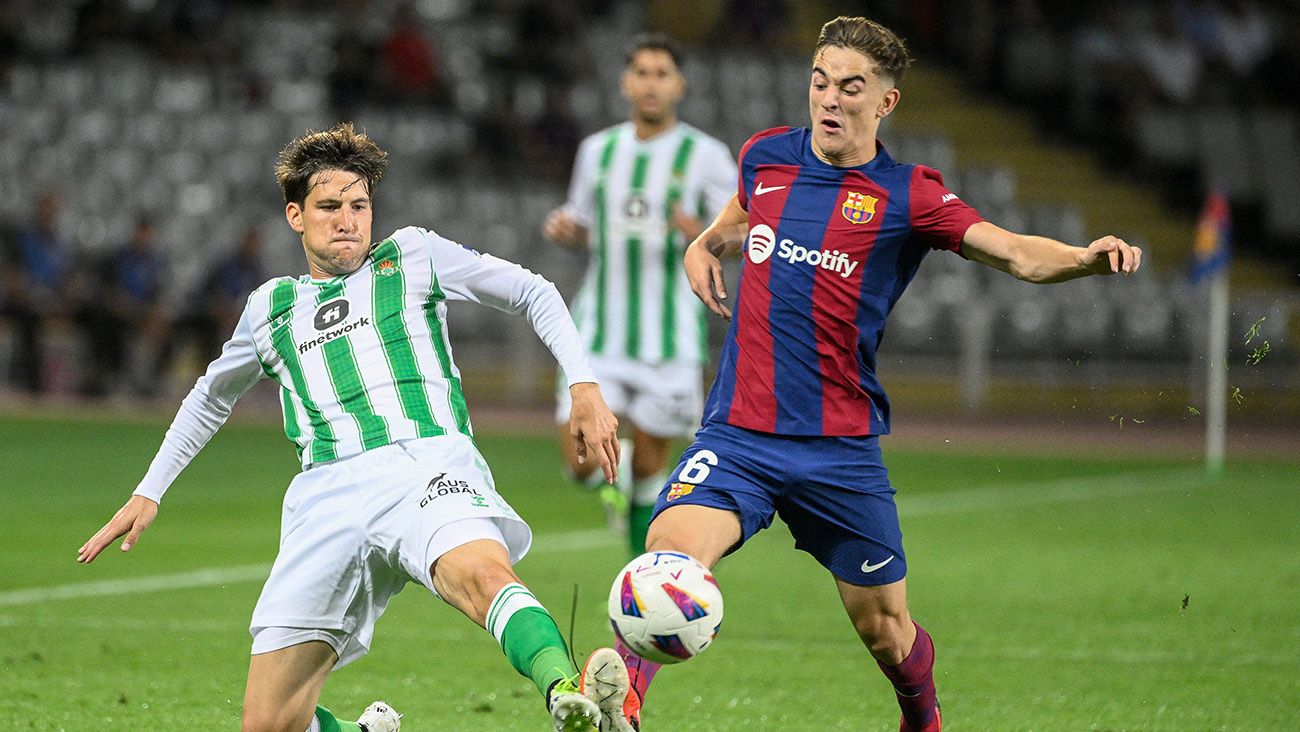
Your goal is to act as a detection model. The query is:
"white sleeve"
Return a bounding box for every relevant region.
[428,233,596,387]
[132,307,267,502]
[562,135,600,228]
[700,139,739,219]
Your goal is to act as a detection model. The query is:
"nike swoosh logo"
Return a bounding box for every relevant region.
[754,181,786,196]
[861,556,895,573]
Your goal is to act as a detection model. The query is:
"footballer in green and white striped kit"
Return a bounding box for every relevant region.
[545,34,737,557]
[79,124,636,732]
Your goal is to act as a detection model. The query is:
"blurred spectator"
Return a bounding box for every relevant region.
[0,193,73,393]
[378,2,449,105]
[187,226,268,364]
[81,216,171,397]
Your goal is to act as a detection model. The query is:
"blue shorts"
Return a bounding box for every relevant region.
[651,422,906,586]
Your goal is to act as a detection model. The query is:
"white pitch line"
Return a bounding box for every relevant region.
[0,528,618,607]
[2,468,1199,608]
[0,565,272,607]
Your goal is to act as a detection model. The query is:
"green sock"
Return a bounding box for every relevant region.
[487,583,578,697]
[628,503,655,558]
[315,705,362,732]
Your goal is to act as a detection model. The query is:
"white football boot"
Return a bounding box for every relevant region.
[581,647,639,732]
[549,675,602,731]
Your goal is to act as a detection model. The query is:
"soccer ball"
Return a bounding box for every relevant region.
[608,551,724,665]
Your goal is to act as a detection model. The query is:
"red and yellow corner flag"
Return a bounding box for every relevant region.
[1190,189,1231,284]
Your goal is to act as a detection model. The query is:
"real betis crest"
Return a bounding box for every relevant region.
[841,191,879,225]
[376,259,399,276]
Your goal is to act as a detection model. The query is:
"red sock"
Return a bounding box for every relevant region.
[615,637,660,705]
[876,621,939,730]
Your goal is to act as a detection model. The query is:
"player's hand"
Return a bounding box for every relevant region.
[671,206,704,242]
[568,382,620,484]
[77,495,159,564]
[1084,235,1142,275]
[543,209,588,249]
[684,237,731,320]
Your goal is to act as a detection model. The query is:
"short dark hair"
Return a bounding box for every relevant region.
[274,123,389,206]
[815,16,912,85]
[625,32,683,70]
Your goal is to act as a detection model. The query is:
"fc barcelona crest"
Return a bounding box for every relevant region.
[841,191,878,225]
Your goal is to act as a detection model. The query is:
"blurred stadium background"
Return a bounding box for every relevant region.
[1,0,1298,439]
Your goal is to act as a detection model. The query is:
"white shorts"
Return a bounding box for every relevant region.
[249,434,530,668]
[556,356,703,439]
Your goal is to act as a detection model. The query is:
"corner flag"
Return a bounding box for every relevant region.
[1190,189,1231,284]
[1191,189,1231,476]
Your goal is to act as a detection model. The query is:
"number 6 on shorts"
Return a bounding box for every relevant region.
[678,450,719,483]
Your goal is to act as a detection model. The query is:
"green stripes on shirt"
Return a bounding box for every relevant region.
[267,280,338,464]
[662,133,696,362]
[589,130,619,355]
[315,281,390,451]
[624,150,650,359]
[426,271,472,437]
[371,239,445,438]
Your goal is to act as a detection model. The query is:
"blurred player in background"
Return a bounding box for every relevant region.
[594,16,1144,732]
[78,124,631,732]
[0,192,73,394]
[543,34,736,558]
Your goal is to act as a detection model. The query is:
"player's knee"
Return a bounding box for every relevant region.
[644,522,711,563]
[451,557,518,613]
[467,559,518,598]
[852,610,912,665]
[644,506,739,566]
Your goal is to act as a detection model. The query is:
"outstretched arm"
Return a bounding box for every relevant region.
[960,221,1142,283]
[429,236,621,481]
[684,194,749,320]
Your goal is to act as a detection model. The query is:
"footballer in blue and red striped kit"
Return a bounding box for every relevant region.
[708,125,982,437]
[602,15,1143,732]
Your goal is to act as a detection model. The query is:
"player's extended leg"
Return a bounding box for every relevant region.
[837,578,941,732]
[243,640,393,732]
[430,538,601,730]
[627,425,673,557]
[597,504,744,730]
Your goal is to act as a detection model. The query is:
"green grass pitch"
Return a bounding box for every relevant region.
[1,413,1296,730]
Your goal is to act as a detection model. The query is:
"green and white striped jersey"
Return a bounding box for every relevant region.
[564,121,736,365]
[133,226,594,501]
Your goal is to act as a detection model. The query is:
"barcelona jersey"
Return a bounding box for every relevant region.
[702,127,984,436]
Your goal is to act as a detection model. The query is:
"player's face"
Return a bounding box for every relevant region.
[622,49,685,126]
[286,169,373,279]
[808,45,899,166]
